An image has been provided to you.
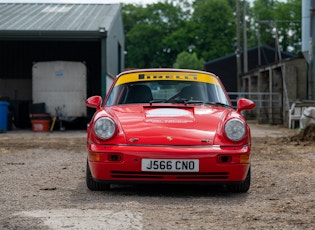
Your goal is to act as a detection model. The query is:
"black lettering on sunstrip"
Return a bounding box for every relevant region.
[139,74,145,79]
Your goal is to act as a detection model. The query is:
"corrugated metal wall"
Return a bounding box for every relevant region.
[0,3,119,32]
[0,3,124,129]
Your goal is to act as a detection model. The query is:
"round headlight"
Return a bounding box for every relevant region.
[224,118,246,141]
[94,117,116,139]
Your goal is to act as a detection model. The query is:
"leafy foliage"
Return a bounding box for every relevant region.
[249,0,301,53]
[122,0,301,69]
[173,51,205,70]
[123,0,191,68]
[190,0,236,61]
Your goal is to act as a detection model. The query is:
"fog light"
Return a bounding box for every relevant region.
[108,154,122,162]
[218,155,232,163]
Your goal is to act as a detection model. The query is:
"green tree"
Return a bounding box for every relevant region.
[122,0,191,68]
[173,51,205,70]
[190,0,236,61]
[249,0,277,48]
[126,23,165,68]
[275,0,301,53]
[122,0,301,69]
[249,0,301,53]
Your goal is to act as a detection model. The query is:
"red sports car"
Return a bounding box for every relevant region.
[86,69,255,192]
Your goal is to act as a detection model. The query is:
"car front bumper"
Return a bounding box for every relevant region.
[87,143,251,183]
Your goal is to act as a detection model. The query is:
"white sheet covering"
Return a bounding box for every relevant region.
[300,107,315,129]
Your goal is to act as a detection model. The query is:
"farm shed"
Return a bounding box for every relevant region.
[204,45,295,93]
[0,2,124,129]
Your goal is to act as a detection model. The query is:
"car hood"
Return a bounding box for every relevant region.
[108,105,230,145]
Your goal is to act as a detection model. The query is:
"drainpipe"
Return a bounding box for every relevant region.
[312,0,315,99]
[236,0,241,92]
[312,44,315,100]
[309,40,314,100]
[243,0,248,74]
[99,27,107,98]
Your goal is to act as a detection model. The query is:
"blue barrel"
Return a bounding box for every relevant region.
[0,101,10,133]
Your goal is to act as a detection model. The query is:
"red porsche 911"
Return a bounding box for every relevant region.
[86,69,255,193]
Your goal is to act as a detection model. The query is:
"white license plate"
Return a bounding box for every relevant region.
[141,159,199,172]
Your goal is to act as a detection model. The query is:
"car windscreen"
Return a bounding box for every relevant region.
[105,80,230,106]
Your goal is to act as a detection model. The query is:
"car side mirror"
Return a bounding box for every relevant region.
[237,98,255,113]
[86,96,102,109]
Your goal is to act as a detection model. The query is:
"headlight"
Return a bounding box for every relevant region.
[94,117,116,139]
[224,118,245,141]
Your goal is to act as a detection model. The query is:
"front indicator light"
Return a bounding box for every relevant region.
[89,152,101,162]
[240,154,250,163]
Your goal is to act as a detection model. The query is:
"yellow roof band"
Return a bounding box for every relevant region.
[115,71,220,86]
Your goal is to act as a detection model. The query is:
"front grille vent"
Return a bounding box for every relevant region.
[110,171,229,180]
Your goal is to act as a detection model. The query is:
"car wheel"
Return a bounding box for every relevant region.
[227,167,251,193]
[86,160,110,191]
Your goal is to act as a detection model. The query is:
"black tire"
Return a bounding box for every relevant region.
[86,160,110,191]
[227,167,251,193]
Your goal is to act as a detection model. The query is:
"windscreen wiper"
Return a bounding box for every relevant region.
[165,99,207,105]
[149,99,191,104]
[149,99,166,103]
[149,99,231,107]
[172,100,232,107]
[205,102,232,108]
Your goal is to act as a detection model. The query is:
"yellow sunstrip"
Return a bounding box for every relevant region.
[115,71,220,86]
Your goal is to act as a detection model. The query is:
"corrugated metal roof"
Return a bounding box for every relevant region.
[0,3,121,36]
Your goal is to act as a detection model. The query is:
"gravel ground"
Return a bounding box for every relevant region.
[0,124,314,230]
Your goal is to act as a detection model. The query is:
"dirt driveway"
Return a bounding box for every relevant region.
[0,124,314,229]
